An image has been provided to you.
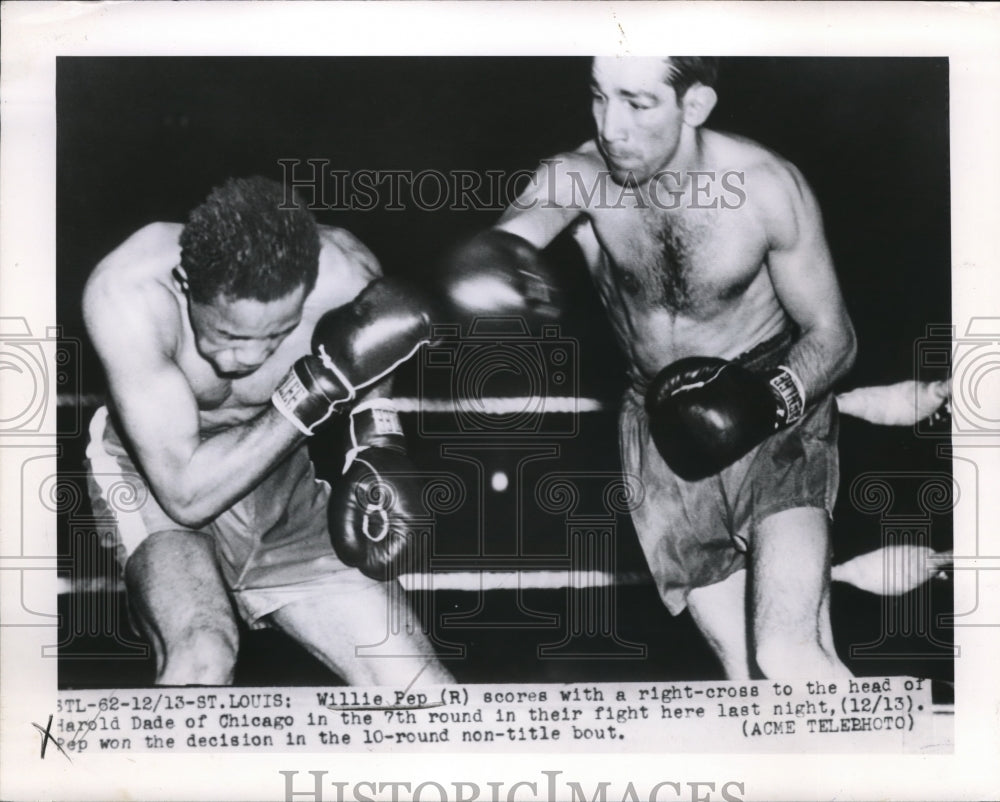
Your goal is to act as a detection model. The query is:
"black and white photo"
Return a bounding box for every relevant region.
[2,3,998,801]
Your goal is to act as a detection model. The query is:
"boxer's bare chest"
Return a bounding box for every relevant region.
[173,312,313,431]
[162,228,369,431]
[589,200,769,319]
[178,346,290,430]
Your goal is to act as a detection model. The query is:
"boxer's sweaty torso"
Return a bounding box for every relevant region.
[566,131,794,385]
[93,223,378,435]
[85,220,385,620]
[83,219,443,642]
[555,132,842,616]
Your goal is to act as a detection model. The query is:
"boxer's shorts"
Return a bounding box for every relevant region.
[620,332,840,615]
[85,407,380,627]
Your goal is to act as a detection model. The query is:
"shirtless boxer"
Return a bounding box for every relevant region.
[491,57,858,679]
[83,176,453,686]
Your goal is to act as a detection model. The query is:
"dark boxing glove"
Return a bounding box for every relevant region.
[435,229,561,328]
[328,400,427,581]
[272,278,434,435]
[272,355,351,435]
[645,357,806,481]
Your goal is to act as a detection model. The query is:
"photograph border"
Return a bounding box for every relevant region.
[2,3,999,801]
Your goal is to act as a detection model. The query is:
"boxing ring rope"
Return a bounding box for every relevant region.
[53,389,952,599]
[59,394,607,414]
[55,391,639,596]
[56,570,655,596]
[57,376,952,428]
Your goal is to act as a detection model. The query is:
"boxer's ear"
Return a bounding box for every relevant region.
[682,84,717,127]
[172,266,190,294]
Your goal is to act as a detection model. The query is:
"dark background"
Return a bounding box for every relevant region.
[56,57,954,688]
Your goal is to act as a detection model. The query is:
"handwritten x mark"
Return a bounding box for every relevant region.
[32,715,71,762]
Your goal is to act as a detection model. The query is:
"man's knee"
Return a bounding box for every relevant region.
[344,655,454,687]
[158,622,239,685]
[754,634,806,679]
[753,630,844,679]
[128,529,214,570]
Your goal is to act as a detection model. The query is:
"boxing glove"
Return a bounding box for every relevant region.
[435,230,561,328]
[645,357,806,481]
[272,278,434,435]
[328,400,426,581]
[272,355,352,435]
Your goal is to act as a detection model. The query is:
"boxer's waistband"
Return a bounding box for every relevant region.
[628,326,797,398]
[734,326,796,374]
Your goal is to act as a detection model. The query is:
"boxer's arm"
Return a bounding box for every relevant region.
[84,277,302,529]
[761,162,857,399]
[496,152,588,248]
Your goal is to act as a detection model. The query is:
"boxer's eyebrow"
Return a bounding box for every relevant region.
[216,329,252,340]
[216,322,299,340]
[619,89,658,103]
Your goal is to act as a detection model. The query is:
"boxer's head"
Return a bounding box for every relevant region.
[591,57,718,185]
[177,176,321,378]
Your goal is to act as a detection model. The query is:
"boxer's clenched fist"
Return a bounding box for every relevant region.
[435,229,562,327]
[328,400,426,580]
[272,279,434,434]
[645,356,807,481]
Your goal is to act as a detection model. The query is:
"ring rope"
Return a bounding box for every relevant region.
[57,393,607,414]
[56,569,652,596]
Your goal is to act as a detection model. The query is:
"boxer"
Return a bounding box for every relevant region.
[486,57,858,678]
[83,176,451,685]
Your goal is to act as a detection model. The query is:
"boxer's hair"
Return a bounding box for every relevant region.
[663,57,719,100]
[180,176,320,304]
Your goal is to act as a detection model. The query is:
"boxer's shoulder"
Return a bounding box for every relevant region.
[86,223,181,296]
[747,157,819,249]
[706,132,816,243]
[559,139,605,168]
[550,140,606,180]
[83,222,183,350]
[309,225,383,311]
[535,141,607,208]
[317,225,381,279]
[97,222,183,272]
[706,130,796,181]
[705,128,776,163]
